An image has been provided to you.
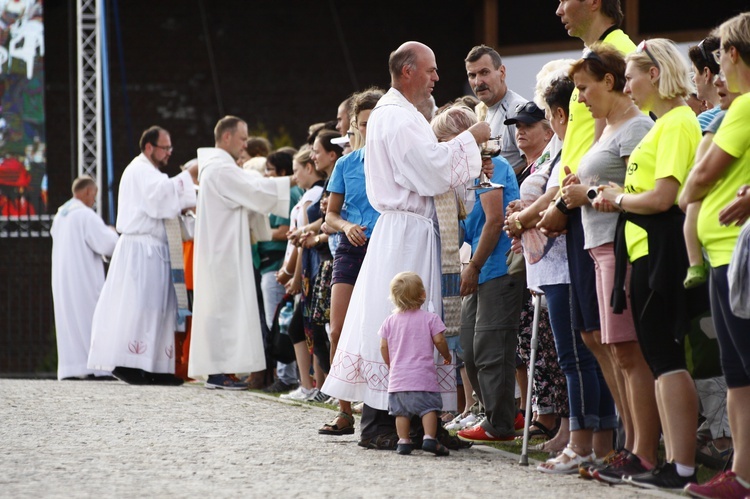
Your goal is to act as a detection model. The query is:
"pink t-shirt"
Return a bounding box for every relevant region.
[378,309,446,393]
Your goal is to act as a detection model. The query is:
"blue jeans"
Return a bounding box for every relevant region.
[540,284,616,432]
[261,271,297,385]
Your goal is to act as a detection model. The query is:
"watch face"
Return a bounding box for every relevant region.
[587,187,598,200]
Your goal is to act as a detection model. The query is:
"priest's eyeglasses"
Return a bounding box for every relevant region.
[153,144,174,153]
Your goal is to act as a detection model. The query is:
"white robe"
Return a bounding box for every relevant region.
[88,154,196,373]
[322,88,481,410]
[51,198,119,379]
[188,147,290,378]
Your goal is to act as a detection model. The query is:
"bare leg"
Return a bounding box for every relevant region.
[422,411,439,439]
[657,370,698,467]
[612,341,659,465]
[542,417,569,453]
[516,364,528,415]
[460,366,476,415]
[328,283,354,364]
[580,330,625,444]
[729,386,750,482]
[593,429,614,459]
[313,354,326,390]
[293,341,313,390]
[395,416,411,442]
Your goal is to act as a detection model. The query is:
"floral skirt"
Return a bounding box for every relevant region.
[516,295,569,417]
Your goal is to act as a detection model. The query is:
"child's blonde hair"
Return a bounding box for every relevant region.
[389,271,426,312]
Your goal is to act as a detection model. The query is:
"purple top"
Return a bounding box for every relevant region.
[378,309,445,393]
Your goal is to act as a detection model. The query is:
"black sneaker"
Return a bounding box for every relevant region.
[593,451,649,484]
[263,379,299,393]
[624,462,697,491]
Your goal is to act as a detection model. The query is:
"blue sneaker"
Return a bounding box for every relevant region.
[205,374,248,390]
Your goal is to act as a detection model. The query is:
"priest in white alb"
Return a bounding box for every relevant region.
[321,41,490,447]
[88,126,197,385]
[188,116,291,390]
[51,176,119,380]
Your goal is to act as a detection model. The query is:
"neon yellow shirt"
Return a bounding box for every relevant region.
[560,29,636,181]
[697,93,750,267]
[624,106,701,261]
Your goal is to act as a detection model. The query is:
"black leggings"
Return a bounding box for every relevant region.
[630,257,687,377]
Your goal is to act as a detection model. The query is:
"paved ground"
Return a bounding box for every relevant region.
[1,379,677,498]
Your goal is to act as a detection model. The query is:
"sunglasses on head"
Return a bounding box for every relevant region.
[515,101,540,115]
[636,40,661,70]
[582,48,604,64]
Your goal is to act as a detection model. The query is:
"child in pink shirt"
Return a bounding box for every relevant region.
[379,271,452,456]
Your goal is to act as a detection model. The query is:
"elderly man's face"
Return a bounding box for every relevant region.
[466,54,506,107]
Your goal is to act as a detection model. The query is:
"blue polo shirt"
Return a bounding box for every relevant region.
[463,155,520,285]
[327,147,381,239]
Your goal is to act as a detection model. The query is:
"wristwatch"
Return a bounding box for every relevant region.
[555,197,571,215]
[314,235,321,245]
[514,216,524,230]
[587,187,598,200]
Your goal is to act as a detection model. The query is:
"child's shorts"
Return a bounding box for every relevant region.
[388,391,443,418]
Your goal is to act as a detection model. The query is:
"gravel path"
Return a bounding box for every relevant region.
[0,380,677,498]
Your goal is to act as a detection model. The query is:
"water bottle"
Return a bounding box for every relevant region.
[278,302,294,336]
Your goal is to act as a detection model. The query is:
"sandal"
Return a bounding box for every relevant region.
[536,445,595,474]
[696,441,733,470]
[522,420,558,440]
[422,438,450,456]
[318,411,355,435]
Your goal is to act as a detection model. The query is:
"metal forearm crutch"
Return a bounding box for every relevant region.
[519,292,542,466]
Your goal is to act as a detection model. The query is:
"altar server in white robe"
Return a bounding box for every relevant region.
[322,42,490,428]
[51,176,119,380]
[88,126,196,385]
[188,116,291,389]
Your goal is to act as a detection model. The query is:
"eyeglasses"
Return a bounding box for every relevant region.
[712,47,723,65]
[515,101,540,115]
[636,40,661,70]
[153,144,173,153]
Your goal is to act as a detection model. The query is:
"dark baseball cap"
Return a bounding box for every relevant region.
[503,101,546,125]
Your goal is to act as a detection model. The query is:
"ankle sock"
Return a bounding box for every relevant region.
[423,435,435,440]
[735,475,750,488]
[674,462,695,477]
[397,438,411,445]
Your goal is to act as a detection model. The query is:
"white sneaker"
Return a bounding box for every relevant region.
[463,413,483,429]
[280,386,316,401]
[444,414,464,431]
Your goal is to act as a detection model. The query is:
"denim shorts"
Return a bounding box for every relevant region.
[387,391,443,418]
[331,238,368,286]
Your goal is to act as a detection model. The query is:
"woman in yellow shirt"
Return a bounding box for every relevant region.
[599,38,702,490]
[680,12,750,499]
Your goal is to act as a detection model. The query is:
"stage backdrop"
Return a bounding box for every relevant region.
[0,0,44,219]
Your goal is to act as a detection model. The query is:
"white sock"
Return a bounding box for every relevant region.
[674,462,695,477]
[423,435,435,440]
[397,438,411,444]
